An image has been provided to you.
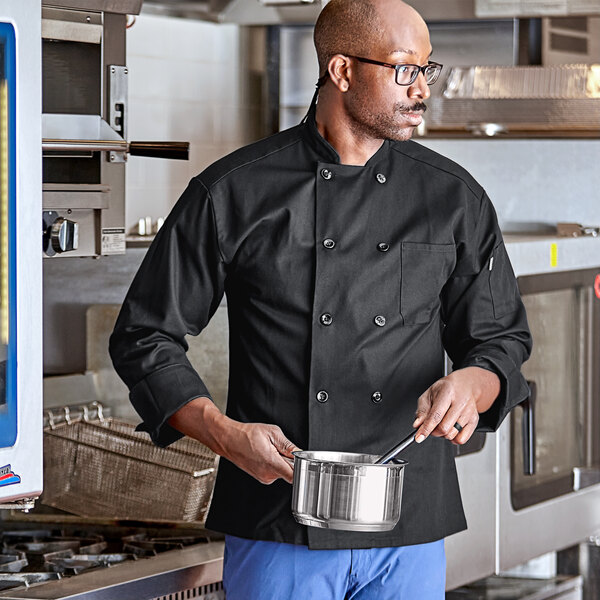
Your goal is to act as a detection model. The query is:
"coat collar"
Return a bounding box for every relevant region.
[301,89,391,168]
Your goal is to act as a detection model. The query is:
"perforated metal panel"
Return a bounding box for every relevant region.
[152,580,225,600]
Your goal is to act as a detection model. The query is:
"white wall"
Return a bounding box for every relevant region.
[125,14,252,231]
[419,139,600,230]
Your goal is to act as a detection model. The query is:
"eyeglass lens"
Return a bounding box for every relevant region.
[396,64,441,86]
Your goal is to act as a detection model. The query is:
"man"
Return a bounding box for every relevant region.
[110,0,532,597]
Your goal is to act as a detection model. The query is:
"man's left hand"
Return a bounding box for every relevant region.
[412,367,500,445]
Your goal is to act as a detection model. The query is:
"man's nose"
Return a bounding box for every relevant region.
[408,72,431,100]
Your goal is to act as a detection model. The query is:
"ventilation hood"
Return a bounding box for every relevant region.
[141,0,325,24]
[140,0,482,24]
[425,64,600,137]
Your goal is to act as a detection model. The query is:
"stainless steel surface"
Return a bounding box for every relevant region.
[0,0,43,506]
[447,575,583,599]
[476,0,600,17]
[557,222,600,238]
[42,413,218,522]
[427,64,600,136]
[445,433,497,590]
[504,235,600,278]
[0,539,224,600]
[42,140,128,153]
[107,65,127,162]
[42,184,110,210]
[42,7,103,44]
[447,245,600,589]
[42,0,143,15]
[41,5,128,258]
[495,267,600,571]
[142,0,479,23]
[291,451,406,531]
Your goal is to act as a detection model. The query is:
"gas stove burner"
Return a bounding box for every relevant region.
[0,550,27,573]
[2,530,107,556]
[0,572,61,591]
[123,533,209,557]
[0,524,217,594]
[44,549,136,575]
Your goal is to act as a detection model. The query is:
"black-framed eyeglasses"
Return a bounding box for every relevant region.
[348,55,443,86]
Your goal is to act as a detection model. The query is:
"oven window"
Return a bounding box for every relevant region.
[512,273,600,510]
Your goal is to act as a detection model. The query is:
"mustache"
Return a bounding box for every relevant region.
[394,102,428,113]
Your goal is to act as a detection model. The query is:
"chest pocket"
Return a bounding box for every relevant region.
[400,242,456,325]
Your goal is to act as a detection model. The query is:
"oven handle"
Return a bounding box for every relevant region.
[42,139,129,153]
[520,380,537,476]
[129,141,189,160]
[42,140,190,160]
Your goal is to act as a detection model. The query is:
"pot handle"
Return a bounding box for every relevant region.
[375,422,464,464]
[374,430,417,464]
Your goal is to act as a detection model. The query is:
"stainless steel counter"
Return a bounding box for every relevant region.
[505,234,600,277]
[0,540,224,600]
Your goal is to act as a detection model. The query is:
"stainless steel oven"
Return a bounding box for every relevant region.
[498,265,600,571]
[41,0,188,259]
[0,0,43,509]
[446,237,600,589]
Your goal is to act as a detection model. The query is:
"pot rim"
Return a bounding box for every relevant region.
[292,450,408,468]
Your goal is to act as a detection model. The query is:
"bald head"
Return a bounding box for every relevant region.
[314,0,382,75]
[314,0,428,75]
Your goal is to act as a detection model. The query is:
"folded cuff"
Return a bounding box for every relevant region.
[130,363,212,447]
[459,353,529,433]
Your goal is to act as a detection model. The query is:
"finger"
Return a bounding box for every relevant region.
[435,407,467,441]
[275,455,295,484]
[413,391,433,429]
[415,389,452,443]
[270,427,301,458]
[451,417,479,446]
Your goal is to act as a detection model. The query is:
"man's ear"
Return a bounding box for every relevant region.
[327,54,352,92]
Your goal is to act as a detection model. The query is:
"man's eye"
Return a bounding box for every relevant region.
[397,65,410,73]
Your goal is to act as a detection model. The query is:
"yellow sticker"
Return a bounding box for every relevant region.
[550,243,558,268]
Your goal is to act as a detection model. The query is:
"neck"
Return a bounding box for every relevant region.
[314,93,384,166]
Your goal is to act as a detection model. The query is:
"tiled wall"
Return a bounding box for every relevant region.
[125,14,261,231]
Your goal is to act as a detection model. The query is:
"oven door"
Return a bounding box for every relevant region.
[0,0,43,507]
[497,267,600,571]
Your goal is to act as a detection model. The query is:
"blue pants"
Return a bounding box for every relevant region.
[223,535,446,599]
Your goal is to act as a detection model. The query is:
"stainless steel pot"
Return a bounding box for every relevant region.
[291,451,408,532]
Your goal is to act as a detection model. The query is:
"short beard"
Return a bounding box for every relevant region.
[345,91,428,142]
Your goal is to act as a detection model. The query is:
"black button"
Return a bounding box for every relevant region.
[320,313,333,326]
[371,391,382,403]
[323,239,336,249]
[316,390,329,403]
[374,315,386,327]
[376,173,386,184]
[377,243,390,252]
[321,168,332,180]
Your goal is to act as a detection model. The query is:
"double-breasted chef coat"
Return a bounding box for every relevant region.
[109,104,532,550]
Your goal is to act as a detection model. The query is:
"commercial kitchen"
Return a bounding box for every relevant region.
[0,0,599,598]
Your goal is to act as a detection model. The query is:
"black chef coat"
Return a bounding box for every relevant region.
[109,106,532,550]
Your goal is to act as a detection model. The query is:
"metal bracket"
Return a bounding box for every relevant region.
[108,65,128,163]
[0,497,37,512]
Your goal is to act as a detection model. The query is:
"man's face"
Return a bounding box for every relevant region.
[343,7,433,142]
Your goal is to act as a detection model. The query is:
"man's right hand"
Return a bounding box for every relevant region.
[168,396,300,485]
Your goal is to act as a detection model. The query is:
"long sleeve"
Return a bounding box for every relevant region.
[441,191,532,431]
[109,177,226,446]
